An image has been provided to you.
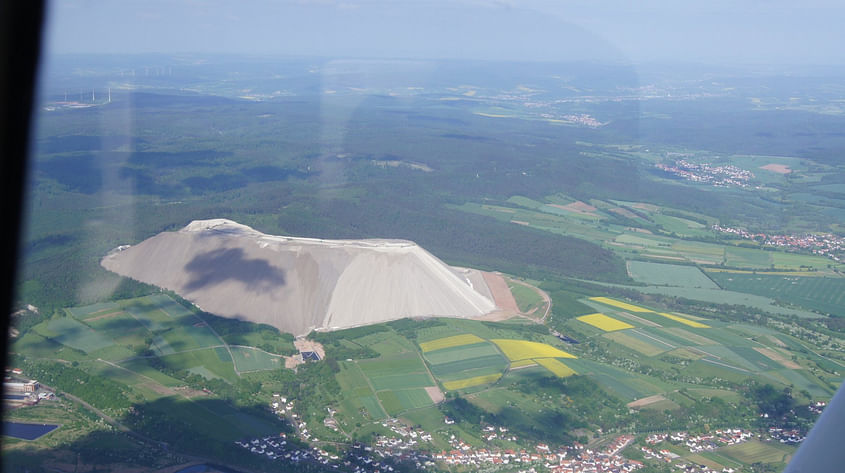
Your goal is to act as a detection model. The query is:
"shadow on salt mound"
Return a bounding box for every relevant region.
[184,247,286,293]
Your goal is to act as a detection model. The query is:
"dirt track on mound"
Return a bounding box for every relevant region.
[482,272,519,312]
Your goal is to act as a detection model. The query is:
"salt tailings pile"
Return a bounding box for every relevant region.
[102,219,499,335]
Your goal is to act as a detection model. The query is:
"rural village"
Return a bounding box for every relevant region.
[231,389,814,473]
[713,225,845,263]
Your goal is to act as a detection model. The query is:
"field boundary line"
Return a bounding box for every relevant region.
[631,329,676,349]
[700,357,751,373]
[117,344,229,364]
[97,358,193,400]
[796,340,845,369]
[688,346,717,359]
[611,310,662,328]
[191,311,240,377]
[352,361,389,418]
[228,344,286,358]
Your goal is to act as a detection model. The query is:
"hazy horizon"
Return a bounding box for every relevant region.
[45,0,845,67]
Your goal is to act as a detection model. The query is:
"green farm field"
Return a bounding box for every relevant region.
[335,362,386,421]
[589,282,821,318]
[627,261,719,288]
[45,317,114,353]
[376,391,404,415]
[157,348,237,382]
[144,293,195,318]
[378,388,433,415]
[724,246,772,268]
[119,358,186,387]
[66,301,119,318]
[230,346,282,372]
[720,439,793,464]
[563,358,668,401]
[429,354,507,378]
[368,373,435,391]
[394,388,435,410]
[709,272,845,317]
[122,300,171,332]
[357,356,428,379]
[603,331,666,356]
[650,214,711,238]
[423,342,500,365]
[359,395,388,420]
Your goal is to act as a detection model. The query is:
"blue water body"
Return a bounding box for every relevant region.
[3,422,59,440]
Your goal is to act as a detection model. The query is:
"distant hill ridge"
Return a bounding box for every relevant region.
[102,219,498,335]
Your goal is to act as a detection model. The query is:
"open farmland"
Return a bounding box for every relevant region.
[563,358,667,401]
[377,388,435,416]
[588,297,652,313]
[442,373,502,390]
[724,246,773,268]
[123,299,173,332]
[570,295,837,402]
[598,283,821,318]
[491,339,576,361]
[419,334,485,352]
[158,348,236,382]
[656,312,710,328]
[417,327,581,391]
[358,355,434,391]
[66,301,120,319]
[660,327,717,346]
[358,353,437,392]
[720,439,792,464]
[45,317,114,353]
[146,293,195,318]
[423,342,500,365]
[577,313,634,332]
[230,346,282,372]
[603,331,666,356]
[612,233,726,265]
[336,362,386,420]
[19,293,301,399]
[358,356,429,379]
[451,200,616,244]
[421,338,508,389]
[709,272,845,317]
[627,261,719,288]
[429,355,508,380]
[534,358,576,378]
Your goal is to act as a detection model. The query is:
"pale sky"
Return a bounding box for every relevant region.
[45,0,845,65]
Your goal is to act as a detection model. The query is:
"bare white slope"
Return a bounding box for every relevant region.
[102,219,496,335]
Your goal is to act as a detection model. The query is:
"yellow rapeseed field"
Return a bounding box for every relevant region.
[509,359,537,368]
[535,358,576,378]
[491,339,575,361]
[419,334,485,352]
[657,312,710,328]
[442,373,502,390]
[589,297,653,313]
[577,313,634,332]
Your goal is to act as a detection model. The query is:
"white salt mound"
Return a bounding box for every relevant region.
[102,219,497,335]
